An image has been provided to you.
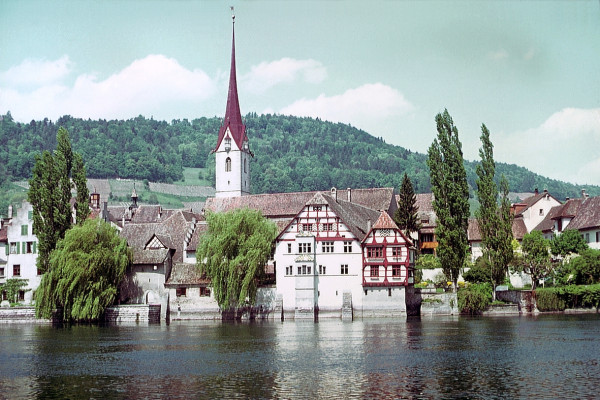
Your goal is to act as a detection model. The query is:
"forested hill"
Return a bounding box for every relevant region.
[0,112,597,200]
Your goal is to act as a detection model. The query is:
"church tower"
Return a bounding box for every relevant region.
[213,12,252,198]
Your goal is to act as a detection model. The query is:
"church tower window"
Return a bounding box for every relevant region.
[225,157,232,172]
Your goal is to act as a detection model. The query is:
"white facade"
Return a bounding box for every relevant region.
[215,129,251,197]
[3,201,40,305]
[521,193,561,232]
[275,204,364,318]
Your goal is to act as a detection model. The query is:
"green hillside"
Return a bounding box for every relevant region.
[0,112,597,203]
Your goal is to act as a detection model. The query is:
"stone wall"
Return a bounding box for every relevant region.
[419,291,459,316]
[0,307,51,323]
[104,304,161,323]
[496,290,536,313]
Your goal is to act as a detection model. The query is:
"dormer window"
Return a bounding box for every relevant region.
[224,137,231,152]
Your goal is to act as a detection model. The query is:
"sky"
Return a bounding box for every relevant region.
[1,1,599,186]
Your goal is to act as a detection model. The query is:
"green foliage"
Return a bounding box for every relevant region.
[536,284,600,311]
[2,113,597,198]
[415,254,441,270]
[550,229,588,257]
[427,110,470,290]
[394,173,421,235]
[512,231,552,291]
[73,152,90,224]
[458,282,492,314]
[464,257,492,284]
[0,278,29,305]
[569,249,600,285]
[475,125,514,296]
[35,218,131,321]
[197,208,278,309]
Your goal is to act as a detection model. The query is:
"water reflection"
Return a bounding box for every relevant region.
[0,315,599,399]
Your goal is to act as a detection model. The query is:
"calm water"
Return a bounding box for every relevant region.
[1,314,599,399]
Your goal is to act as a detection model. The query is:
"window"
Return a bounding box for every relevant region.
[296,265,311,275]
[391,247,403,259]
[367,247,383,258]
[176,288,187,297]
[343,241,352,253]
[244,159,247,173]
[313,206,322,211]
[10,242,18,254]
[28,211,33,220]
[0,267,4,278]
[392,265,402,277]
[286,266,292,275]
[18,290,25,302]
[321,241,334,253]
[287,243,292,253]
[370,266,379,277]
[585,233,590,243]
[302,223,313,232]
[225,157,232,172]
[322,223,333,231]
[597,232,600,243]
[341,264,349,275]
[199,287,211,297]
[298,243,312,253]
[319,265,326,275]
[26,242,34,254]
[13,265,21,276]
[21,225,28,236]
[539,209,544,216]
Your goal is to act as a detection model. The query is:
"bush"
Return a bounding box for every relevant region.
[463,257,491,284]
[458,283,492,314]
[415,254,441,270]
[536,284,600,311]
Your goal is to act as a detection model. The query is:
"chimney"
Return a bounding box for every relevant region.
[102,201,108,222]
[7,205,12,219]
[534,188,539,195]
[582,189,589,199]
[543,189,548,194]
[347,188,352,203]
[331,187,337,202]
[565,197,570,201]
[367,219,372,233]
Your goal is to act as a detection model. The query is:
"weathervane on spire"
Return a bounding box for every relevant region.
[230,6,235,23]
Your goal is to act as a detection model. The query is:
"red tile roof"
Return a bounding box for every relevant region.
[468,217,529,242]
[566,196,600,231]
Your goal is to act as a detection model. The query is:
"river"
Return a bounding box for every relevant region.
[1,314,599,399]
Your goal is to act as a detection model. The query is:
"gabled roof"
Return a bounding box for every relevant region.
[204,187,396,220]
[533,198,584,233]
[132,248,170,265]
[468,217,529,242]
[213,20,248,154]
[514,190,561,217]
[165,263,210,286]
[372,211,399,230]
[566,196,600,231]
[322,194,381,241]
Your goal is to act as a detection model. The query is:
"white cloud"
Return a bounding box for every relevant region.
[243,58,326,93]
[0,56,72,89]
[495,108,600,185]
[279,83,414,124]
[0,55,217,121]
[488,49,509,61]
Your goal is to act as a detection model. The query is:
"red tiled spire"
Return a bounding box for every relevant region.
[213,15,248,153]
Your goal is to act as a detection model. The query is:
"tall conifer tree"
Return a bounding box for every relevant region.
[475,124,514,300]
[394,172,421,237]
[426,110,470,292]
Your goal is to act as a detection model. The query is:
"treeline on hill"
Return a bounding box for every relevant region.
[0,111,597,200]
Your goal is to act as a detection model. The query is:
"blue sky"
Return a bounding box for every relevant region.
[1,1,599,186]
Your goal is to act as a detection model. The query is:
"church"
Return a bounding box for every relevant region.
[202,14,417,320]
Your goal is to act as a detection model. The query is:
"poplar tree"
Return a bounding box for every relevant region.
[426,110,470,292]
[28,127,88,273]
[197,208,277,311]
[73,153,90,224]
[394,172,421,237]
[475,124,514,300]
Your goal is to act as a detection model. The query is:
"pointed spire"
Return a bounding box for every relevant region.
[213,10,248,153]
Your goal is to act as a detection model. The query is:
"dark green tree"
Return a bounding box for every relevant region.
[28,127,87,272]
[73,152,90,224]
[35,218,131,321]
[197,208,277,311]
[569,248,600,285]
[426,110,470,292]
[550,229,588,258]
[394,172,421,237]
[512,230,551,291]
[475,124,514,300]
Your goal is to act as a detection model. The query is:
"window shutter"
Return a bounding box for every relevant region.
[33,242,37,254]
[17,242,20,254]
[4,245,8,256]
[22,242,26,254]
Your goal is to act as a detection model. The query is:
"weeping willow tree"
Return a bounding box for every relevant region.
[35,218,132,321]
[197,208,278,310]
